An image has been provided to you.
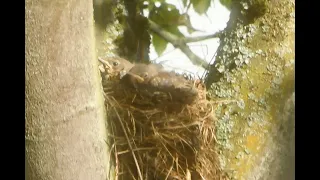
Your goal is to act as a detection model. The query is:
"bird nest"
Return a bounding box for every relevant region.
[103,74,226,180]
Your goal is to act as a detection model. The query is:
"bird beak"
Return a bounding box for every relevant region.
[98,57,112,69]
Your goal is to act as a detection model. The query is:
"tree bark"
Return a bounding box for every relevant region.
[25,0,110,180]
[206,0,295,179]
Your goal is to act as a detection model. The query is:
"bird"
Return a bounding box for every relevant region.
[98,56,198,104]
[148,71,199,104]
[98,57,134,79]
[121,63,198,104]
[122,63,164,88]
[98,57,164,80]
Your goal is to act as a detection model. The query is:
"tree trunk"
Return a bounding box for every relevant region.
[206,0,295,179]
[25,0,110,180]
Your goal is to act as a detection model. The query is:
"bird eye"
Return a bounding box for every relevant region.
[113,62,119,66]
[142,72,148,78]
[183,73,189,80]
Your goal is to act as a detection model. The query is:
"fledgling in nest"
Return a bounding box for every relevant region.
[99,57,227,180]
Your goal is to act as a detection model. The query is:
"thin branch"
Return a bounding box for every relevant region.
[183,31,222,43]
[186,1,192,12]
[149,20,179,45]
[149,20,209,69]
[179,44,209,69]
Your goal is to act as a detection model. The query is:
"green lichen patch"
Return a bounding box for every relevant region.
[208,0,295,179]
[215,23,258,74]
[94,3,126,57]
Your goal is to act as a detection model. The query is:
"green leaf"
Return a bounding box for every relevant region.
[191,0,211,15]
[152,33,168,56]
[149,3,181,26]
[219,0,232,10]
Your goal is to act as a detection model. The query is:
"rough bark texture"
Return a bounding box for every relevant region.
[206,0,295,179]
[25,0,110,180]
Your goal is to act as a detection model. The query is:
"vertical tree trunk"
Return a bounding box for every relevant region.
[205,0,295,179]
[25,0,110,179]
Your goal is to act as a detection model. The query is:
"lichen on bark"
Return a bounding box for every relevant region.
[94,0,126,58]
[206,0,295,179]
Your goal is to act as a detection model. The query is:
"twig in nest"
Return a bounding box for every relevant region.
[175,155,179,175]
[113,107,143,180]
[165,158,175,180]
[186,168,191,180]
[154,134,186,172]
[159,121,199,130]
[117,147,158,155]
[125,163,137,180]
[151,122,175,159]
[131,93,137,103]
[175,134,196,153]
[112,125,120,180]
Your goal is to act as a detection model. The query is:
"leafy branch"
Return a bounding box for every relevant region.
[149,20,222,69]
